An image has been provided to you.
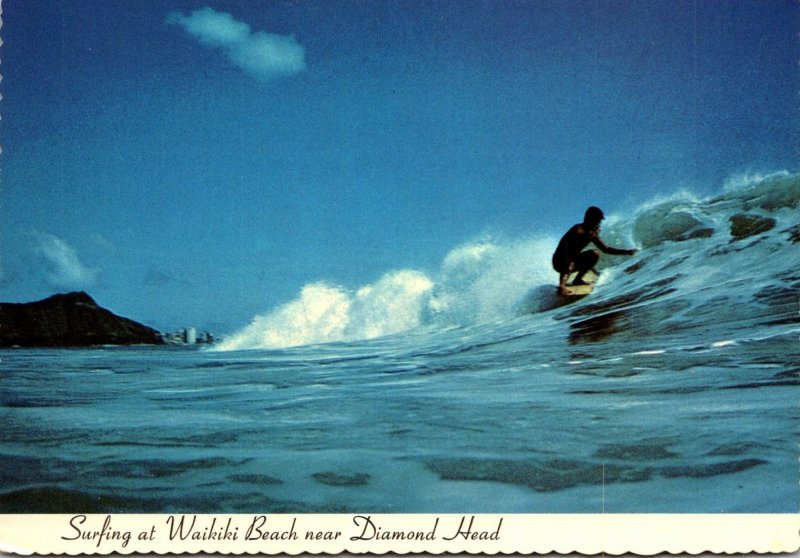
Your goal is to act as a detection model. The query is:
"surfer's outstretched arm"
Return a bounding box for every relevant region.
[592,236,637,256]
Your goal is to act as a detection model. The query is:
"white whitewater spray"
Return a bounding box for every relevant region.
[215,236,558,350]
[427,236,557,324]
[215,270,436,350]
[214,282,353,350]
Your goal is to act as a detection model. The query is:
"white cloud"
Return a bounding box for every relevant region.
[168,7,250,48]
[35,233,97,290]
[167,7,306,81]
[90,233,117,253]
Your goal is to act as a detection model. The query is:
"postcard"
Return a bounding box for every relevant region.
[1,0,798,554]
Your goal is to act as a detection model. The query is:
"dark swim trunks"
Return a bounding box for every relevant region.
[552,224,595,273]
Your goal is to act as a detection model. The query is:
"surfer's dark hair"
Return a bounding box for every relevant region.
[584,206,604,224]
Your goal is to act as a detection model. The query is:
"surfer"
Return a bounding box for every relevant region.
[552,206,637,295]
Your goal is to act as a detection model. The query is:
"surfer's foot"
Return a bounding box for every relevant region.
[570,278,589,286]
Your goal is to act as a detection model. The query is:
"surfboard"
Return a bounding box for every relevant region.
[559,283,593,297]
[558,270,598,297]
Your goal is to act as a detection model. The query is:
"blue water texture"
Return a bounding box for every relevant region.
[1,173,798,513]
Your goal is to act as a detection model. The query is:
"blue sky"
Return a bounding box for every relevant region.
[1,0,797,333]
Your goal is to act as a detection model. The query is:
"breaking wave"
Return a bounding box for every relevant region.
[216,170,799,350]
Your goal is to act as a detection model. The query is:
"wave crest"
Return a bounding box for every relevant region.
[216,170,799,350]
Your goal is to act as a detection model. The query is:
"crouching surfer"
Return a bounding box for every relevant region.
[552,206,637,295]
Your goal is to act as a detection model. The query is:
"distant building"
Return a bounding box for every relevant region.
[162,328,215,345]
[185,327,197,344]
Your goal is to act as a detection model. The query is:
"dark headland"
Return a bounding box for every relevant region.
[0,292,163,347]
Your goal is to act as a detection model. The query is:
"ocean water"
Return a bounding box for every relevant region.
[1,173,798,513]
